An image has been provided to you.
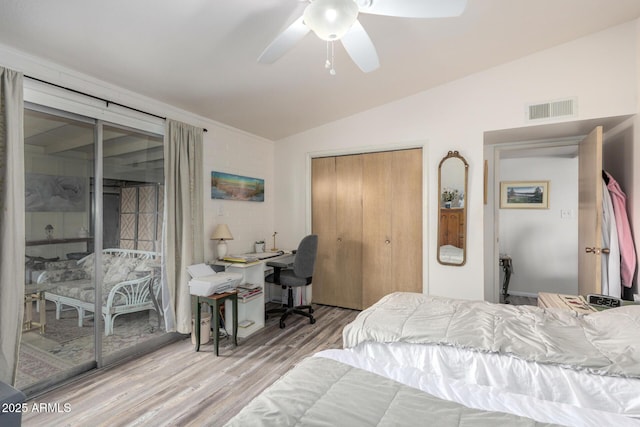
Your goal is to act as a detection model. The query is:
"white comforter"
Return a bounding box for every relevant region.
[316,348,640,427]
[343,292,640,377]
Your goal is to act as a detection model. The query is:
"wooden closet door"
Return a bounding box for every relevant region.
[311,155,363,309]
[362,152,393,308]
[335,155,363,309]
[391,149,422,296]
[311,157,338,306]
[362,149,422,308]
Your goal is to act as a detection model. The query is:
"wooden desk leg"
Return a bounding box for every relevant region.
[194,297,201,352]
[214,299,220,356]
[232,295,238,347]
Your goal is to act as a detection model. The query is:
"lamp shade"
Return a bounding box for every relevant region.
[303,0,359,41]
[211,224,234,241]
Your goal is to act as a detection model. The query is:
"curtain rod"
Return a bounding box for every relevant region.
[24,75,208,132]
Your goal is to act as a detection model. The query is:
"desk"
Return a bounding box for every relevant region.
[194,291,238,356]
[212,253,292,338]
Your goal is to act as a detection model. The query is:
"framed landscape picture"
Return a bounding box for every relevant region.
[500,181,549,209]
[211,171,264,202]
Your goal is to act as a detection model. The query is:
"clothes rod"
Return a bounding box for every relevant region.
[24,75,208,132]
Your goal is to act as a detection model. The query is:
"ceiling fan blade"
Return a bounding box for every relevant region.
[358,0,467,18]
[340,20,379,73]
[258,16,310,64]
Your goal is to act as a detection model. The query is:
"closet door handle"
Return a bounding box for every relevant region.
[385,240,391,245]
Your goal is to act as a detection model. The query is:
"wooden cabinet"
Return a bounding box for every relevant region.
[312,149,422,310]
[438,208,464,248]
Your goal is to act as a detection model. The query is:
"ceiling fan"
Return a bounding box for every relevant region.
[258,0,467,74]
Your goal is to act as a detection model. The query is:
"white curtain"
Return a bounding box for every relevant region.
[162,119,203,333]
[0,67,25,385]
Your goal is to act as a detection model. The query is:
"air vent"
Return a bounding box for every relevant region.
[526,98,577,121]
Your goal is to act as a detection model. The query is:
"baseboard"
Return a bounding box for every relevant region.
[507,290,538,298]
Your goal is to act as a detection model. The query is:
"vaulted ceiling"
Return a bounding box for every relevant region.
[2,0,640,140]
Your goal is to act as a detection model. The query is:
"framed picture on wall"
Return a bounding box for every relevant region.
[211,171,264,202]
[500,181,549,209]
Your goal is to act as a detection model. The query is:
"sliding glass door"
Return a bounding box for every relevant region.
[100,123,165,364]
[19,105,167,394]
[21,107,97,392]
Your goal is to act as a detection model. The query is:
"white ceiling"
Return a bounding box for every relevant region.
[2,0,640,141]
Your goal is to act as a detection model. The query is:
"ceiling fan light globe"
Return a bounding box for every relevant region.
[304,0,359,41]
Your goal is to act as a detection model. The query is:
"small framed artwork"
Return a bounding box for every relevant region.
[500,181,549,209]
[211,171,264,202]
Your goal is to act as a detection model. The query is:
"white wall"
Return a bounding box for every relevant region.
[498,157,579,296]
[274,20,639,301]
[202,125,275,262]
[0,43,276,263]
[2,19,639,301]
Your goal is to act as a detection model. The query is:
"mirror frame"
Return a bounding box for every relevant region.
[437,150,469,266]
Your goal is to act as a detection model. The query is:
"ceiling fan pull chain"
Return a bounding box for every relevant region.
[328,41,336,76]
[325,41,331,70]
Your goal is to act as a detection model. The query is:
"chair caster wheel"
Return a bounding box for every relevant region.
[309,308,314,314]
[279,320,285,329]
[310,318,316,325]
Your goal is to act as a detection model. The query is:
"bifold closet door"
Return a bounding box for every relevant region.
[362,149,422,308]
[311,155,363,309]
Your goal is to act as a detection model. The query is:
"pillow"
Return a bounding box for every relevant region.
[104,257,134,283]
[134,257,158,272]
[79,253,115,277]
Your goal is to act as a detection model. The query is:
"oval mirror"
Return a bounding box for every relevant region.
[437,151,468,266]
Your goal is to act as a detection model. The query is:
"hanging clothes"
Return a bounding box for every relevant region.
[603,171,637,288]
[601,177,621,298]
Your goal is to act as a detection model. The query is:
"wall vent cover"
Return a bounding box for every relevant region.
[526,98,577,121]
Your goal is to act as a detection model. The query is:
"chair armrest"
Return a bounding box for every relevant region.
[267,255,295,285]
[105,274,153,308]
[266,255,295,269]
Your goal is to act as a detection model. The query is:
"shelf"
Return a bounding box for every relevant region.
[26,237,93,247]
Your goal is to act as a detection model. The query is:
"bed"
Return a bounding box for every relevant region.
[225,292,640,426]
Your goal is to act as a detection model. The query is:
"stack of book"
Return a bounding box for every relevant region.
[236,283,263,302]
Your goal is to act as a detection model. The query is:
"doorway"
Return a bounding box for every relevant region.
[483,115,634,303]
[496,143,580,300]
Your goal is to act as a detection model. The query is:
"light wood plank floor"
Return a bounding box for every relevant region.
[22,304,359,427]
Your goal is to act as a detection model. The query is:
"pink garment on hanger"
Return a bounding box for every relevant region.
[604,171,637,287]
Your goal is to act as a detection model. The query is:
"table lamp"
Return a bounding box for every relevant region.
[211,224,234,259]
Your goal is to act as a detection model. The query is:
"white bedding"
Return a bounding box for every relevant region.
[343,292,640,377]
[315,347,640,427]
[439,244,464,263]
[340,292,640,426]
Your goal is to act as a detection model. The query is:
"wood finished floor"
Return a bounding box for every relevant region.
[22,304,359,427]
[22,297,536,427]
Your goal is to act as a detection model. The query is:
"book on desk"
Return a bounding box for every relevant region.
[222,251,286,264]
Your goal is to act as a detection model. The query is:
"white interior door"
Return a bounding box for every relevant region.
[578,126,603,296]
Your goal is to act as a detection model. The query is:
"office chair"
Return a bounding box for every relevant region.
[265,234,318,329]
